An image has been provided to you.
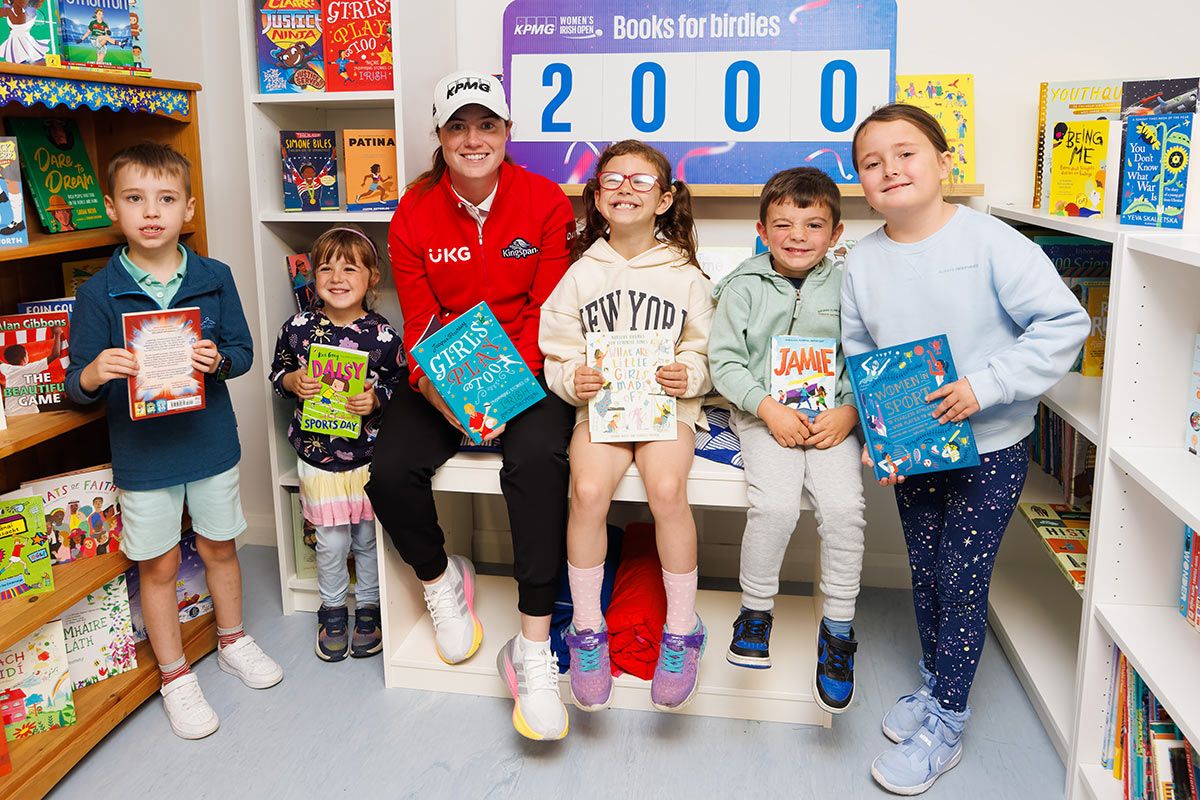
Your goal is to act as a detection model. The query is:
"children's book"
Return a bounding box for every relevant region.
[0,312,70,415]
[123,308,205,420]
[0,496,51,602]
[0,620,74,740]
[125,529,213,642]
[586,330,676,443]
[16,297,73,317]
[257,0,324,94]
[0,137,26,248]
[61,257,106,296]
[1033,235,1111,279]
[61,574,136,690]
[301,344,368,438]
[21,464,120,564]
[1120,113,1196,229]
[7,116,108,233]
[290,491,316,580]
[896,74,974,184]
[281,130,338,212]
[847,334,981,481]
[1018,501,1090,591]
[58,0,135,72]
[286,252,314,311]
[769,336,836,420]
[1186,335,1200,457]
[409,302,546,444]
[1081,280,1109,377]
[343,129,398,212]
[1049,120,1111,218]
[322,0,391,92]
[1032,79,1122,209]
[1182,526,1193,619]
[0,0,60,66]
[126,0,148,76]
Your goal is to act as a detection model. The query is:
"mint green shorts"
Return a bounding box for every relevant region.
[119,465,247,560]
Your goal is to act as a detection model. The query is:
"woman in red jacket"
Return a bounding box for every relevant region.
[367,70,576,741]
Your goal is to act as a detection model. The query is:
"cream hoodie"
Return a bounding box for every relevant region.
[540,239,715,430]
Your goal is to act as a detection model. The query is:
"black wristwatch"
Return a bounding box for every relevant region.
[215,353,232,381]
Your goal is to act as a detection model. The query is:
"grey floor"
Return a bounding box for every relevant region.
[51,546,1065,799]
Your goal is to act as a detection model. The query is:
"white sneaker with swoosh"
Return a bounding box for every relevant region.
[871,704,968,795]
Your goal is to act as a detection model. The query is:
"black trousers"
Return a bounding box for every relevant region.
[366,370,573,616]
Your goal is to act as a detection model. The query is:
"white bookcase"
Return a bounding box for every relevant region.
[989,204,1200,798]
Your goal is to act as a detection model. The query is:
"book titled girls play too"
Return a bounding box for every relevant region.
[847,334,980,481]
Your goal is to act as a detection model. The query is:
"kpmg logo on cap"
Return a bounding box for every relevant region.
[446,77,493,98]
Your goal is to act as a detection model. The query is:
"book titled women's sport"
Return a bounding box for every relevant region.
[123,308,205,420]
[409,302,545,444]
[300,344,368,438]
[847,334,980,481]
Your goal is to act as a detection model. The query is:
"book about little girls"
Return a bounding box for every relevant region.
[300,344,368,438]
[847,334,981,481]
[0,495,52,603]
[587,330,676,443]
[0,620,74,740]
[322,0,391,92]
[123,308,205,420]
[281,130,338,212]
[770,336,836,420]
[257,0,324,94]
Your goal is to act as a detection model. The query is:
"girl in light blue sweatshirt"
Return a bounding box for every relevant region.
[841,104,1089,796]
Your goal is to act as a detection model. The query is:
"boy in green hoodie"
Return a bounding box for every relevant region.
[709,167,865,714]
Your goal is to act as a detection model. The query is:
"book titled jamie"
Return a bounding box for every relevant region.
[847,335,981,481]
[409,302,545,444]
[587,330,676,443]
[771,336,837,420]
[123,308,205,420]
[301,344,368,438]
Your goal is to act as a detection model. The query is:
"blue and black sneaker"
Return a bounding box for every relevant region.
[727,608,773,669]
[814,620,857,713]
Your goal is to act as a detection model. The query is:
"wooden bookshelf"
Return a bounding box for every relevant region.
[0,222,199,264]
[0,551,129,650]
[0,408,106,460]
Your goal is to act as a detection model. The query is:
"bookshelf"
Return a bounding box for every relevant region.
[0,64,217,798]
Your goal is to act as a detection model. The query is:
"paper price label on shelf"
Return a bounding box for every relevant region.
[502,0,897,184]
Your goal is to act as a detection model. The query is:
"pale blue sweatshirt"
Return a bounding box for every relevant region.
[840,206,1090,454]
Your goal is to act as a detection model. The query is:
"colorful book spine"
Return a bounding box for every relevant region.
[17,298,73,316]
[1081,281,1109,377]
[280,130,338,212]
[257,0,324,94]
[1120,113,1196,230]
[322,0,392,92]
[1187,334,1200,457]
[1184,527,1193,619]
[300,344,368,438]
[895,74,974,184]
[286,252,314,312]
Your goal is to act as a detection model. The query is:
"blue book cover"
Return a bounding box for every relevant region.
[847,334,981,481]
[409,302,545,444]
[280,130,337,212]
[1032,235,1111,278]
[257,0,324,94]
[59,0,133,71]
[17,298,73,316]
[1120,113,1193,229]
[0,137,26,249]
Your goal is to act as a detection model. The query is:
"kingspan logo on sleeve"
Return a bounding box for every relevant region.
[501,237,540,259]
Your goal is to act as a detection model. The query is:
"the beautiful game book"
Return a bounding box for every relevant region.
[409,302,546,444]
[123,308,205,420]
[61,574,137,689]
[0,620,74,740]
[301,344,368,438]
[770,336,837,420]
[281,130,338,212]
[847,334,981,481]
[0,312,70,415]
[343,129,398,212]
[586,330,676,442]
[7,116,109,232]
[0,496,52,602]
[21,464,120,563]
[322,0,391,92]
[257,0,324,94]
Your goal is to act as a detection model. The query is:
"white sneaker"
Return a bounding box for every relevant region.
[217,635,284,689]
[424,555,483,664]
[497,635,568,741]
[160,674,219,739]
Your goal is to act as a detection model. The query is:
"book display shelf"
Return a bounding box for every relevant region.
[989,204,1200,798]
[0,64,216,800]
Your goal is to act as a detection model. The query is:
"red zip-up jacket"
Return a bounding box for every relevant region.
[388,160,575,389]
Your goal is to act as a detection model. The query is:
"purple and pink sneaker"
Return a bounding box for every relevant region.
[565,624,612,711]
[651,616,706,711]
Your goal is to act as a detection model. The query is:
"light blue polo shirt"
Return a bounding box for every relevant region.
[119,244,188,309]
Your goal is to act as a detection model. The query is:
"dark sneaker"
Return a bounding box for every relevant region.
[316,604,349,662]
[814,620,857,713]
[351,604,383,658]
[727,608,773,669]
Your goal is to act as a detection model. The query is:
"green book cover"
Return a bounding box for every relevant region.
[7,117,109,233]
[0,496,53,602]
[0,1,62,66]
[300,344,367,438]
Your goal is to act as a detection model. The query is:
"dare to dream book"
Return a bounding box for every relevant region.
[770,336,836,420]
[8,116,109,232]
[587,330,676,442]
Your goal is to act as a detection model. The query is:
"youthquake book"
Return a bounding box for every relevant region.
[343,129,397,212]
[123,308,205,420]
[409,302,546,444]
[281,130,338,212]
[21,464,120,563]
[301,344,368,438]
[323,0,391,92]
[0,620,74,740]
[586,330,676,443]
[1031,79,1122,209]
[8,116,108,232]
[0,311,70,415]
[257,0,324,94]
[61,574,136,689]
[896,74,974,184]
[847,334,981,481]
[0,495,52,602]
[770,336,836,420]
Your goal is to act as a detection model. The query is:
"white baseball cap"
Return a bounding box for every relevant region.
[432,70,510,128]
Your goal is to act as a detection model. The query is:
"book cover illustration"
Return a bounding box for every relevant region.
[1049,120,1110,217]
[896,74,974,184]
[125,529,212,642]
[0,620,74,740]
[343,129,398,212]
[17,297,73,316]
[1018,501,1090,591]
[0,312,69,415]
[257,0,324,94]
[1120,113,1193,229]
[410,302,546,444]
[301,344,368,438]
[286,252,314,311]
[1033,235,1111,279]
[0,0,60,66]
[1081,281,1109,377]
[127,0,147,75]
[1187,335,1200,456]
[61,574,136,689]
[7,116,108,232]
[770,336,836,420]
[123,308,205,420]
[1032,79,1122,208]
[847,334,981,481]
[21,464,120,563]
[58,0,133,72]
[0,137,26,247]
[586,330,676,443]
[61,257,105,296]
[0,496,51,601]
[281,130,337,212]
[323,0,391,92]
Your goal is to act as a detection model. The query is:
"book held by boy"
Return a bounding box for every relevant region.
[409,302,546,444]
[0,495,52,602]
[586,330,676,443]
[281,130,338,212]
[0,620,74,740]
[7,116,108,232]
[0,311,70,415]
[21,464,120,564]
[61,574,137,690]
[123,308,205,420]
[770,336,836,420]
[257,0,324,93]
[301,344,368,438]
[343,129,398,212]
[847,334,981,481]
[323,0,392,92]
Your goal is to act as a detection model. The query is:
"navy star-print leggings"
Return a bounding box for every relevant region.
[894,440,1029,712]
